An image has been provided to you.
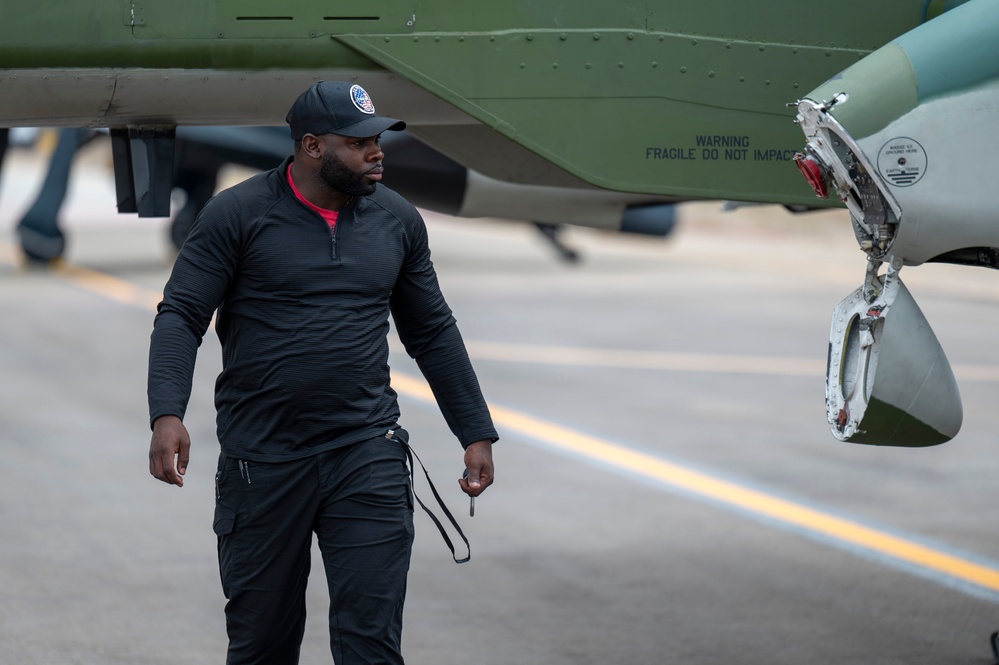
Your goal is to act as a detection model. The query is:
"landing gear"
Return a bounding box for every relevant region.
[168,165,219,251]
[14,126,178,263]
[534,222,580,264]
[9,126,277,261]
[0,128,8,180]
[16,129,96,262]
[168,196,198,251]
[990,630,999,664]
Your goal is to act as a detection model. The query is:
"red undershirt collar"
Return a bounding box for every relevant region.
[286,163,341,230]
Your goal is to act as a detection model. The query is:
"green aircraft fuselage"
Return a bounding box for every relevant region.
[0,0,946,206]
[2,0,996,449]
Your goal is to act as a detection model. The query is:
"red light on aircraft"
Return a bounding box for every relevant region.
[794,152,828,199]
[837,407,849,431]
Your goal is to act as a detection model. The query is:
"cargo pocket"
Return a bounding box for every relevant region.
[213,504,236,599]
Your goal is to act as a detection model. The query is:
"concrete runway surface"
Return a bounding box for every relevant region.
[2,144,999,665]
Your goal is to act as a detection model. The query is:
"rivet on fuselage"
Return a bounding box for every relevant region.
[560,33,568,41]
[680,67,687,73]
[708,71,715,78]
[593,33,601,40]
[618,62,625,68]
[526,33,533,41]
[627,32,635,40]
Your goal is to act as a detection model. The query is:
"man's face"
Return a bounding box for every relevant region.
[318,133,384,197]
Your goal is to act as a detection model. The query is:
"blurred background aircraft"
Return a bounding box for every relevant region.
[0,126,679,264]
[1,0,997,445]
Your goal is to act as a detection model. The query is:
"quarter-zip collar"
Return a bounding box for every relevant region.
[286,162,341,230]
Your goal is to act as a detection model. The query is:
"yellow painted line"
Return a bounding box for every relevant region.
[464,340,999,383]
[0,240,163,309]
[4,240,998,383]
[952,365,999,382]
[50,260,164,311]
[0,239,22,267]
[391,371,999,596]
[466,340,822,377]
[11,250,999,594]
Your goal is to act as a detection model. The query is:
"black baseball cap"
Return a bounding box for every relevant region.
[285,81,406,140]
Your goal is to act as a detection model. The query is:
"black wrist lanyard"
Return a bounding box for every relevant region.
[390,429,471,564]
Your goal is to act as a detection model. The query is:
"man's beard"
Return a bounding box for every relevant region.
[319,150,377,197]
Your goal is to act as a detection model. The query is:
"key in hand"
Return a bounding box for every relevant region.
[462,468,475,517]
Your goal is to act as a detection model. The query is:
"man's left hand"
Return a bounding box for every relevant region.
[459,440,493,498]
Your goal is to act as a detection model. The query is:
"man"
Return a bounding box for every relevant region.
[147,80,497,664]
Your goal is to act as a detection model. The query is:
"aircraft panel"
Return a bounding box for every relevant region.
[649,0,924,48]
[894,0,999,102]
[0,68,474,128]
[336,29,851,204]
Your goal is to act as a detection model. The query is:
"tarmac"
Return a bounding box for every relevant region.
[3,142,999,664]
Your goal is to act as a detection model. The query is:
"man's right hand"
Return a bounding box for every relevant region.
[149,415,191,487]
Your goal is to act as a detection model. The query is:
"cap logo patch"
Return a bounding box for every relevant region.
[350,85,376,115]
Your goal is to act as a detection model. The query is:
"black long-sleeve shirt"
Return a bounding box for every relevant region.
[148,157,497,461]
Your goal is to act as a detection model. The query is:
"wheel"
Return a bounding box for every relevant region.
[169,201,198,251]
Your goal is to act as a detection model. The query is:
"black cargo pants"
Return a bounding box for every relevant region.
[213,433,415,664]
